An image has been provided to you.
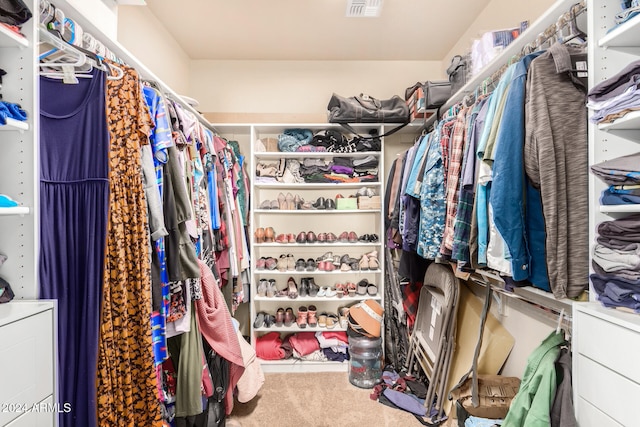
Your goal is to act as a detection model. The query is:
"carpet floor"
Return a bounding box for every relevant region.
[228,372,423,427]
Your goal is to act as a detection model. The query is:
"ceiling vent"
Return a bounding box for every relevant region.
[346,0,383,18]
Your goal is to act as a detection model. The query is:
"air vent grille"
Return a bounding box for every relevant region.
[346,0,383,18]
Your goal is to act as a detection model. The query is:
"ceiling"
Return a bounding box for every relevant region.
[143,0,492,61]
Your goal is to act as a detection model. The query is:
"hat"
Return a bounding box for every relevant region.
[349,299,384,338]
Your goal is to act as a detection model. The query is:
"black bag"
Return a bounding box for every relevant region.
[446,55,469,95]
[423,81,452,110]
[328,93,409,124]
[0,0,32,26]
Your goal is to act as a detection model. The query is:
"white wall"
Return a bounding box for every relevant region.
[64,0,118,38]
[442,0,556,72]
[190,60,444,119]
[117,6,191,95]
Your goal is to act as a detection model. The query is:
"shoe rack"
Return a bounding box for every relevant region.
[249,123,386,373]
[0,0,39,299]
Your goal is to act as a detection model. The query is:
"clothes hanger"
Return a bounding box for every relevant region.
[556,308,565,335]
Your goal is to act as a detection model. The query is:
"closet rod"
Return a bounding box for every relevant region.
[421,0,585,130]
[42,0,218,135]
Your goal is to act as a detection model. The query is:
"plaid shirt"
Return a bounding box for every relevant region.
[452,97,488,265]
[441,107,468,255]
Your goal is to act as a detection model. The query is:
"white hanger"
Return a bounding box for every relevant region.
[556,308,565,335]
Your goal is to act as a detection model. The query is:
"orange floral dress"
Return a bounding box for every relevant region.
[97,64,163,426]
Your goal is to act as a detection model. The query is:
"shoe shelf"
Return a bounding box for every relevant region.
[253,294,381,303]
[253,209,380,214]
[254,242,381,248]
[0,207,30,216]
[599,204,640,213]
[254,325,348,333]
[254,182,382,189]
[258,359,348,373]
[254,269,382,276]
[0,24,29,48]
[0,118,29,131]
[255,151,381,159]
[250,124,386,373]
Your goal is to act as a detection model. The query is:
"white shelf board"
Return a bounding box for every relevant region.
[255,269,382,276]
[255,182,381,189]
[254,324,347,333]
[0,24,28,48]
[0,118,29,131]
[598,14,640,49]
[254,242,381,248]
[599,204,640,214]
[259,359,348,373]
[254,151,381,159]
[253,209,379,214]
[598,111,640,131]
[0,206,30,216]
[254,294,381,303]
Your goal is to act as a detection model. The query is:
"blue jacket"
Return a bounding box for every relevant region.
[490,52,550,291]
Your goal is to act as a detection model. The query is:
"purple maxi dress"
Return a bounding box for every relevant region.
[39,68,109,427]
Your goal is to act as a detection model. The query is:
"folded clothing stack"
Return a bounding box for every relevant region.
[587,60,640,124]
[591,152,640,205]
[590,213,640,312]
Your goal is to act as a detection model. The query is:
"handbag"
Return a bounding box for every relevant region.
[327,93,410,137]
[446,54,469,96]
[0,0,32,26]
[327,93,409,124]
[423,81,451,110]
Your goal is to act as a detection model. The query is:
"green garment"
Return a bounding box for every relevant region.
[503,330,566,427]
[168,303,205,418]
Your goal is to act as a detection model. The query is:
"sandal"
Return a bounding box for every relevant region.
[317,312,328,328]
[297,306,308,328]
[317,286,327,297]
[325,314,339,329]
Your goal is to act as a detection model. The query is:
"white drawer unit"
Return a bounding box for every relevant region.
[573,303,640,427]
[0,301,56,427]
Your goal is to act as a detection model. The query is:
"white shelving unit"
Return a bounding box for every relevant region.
[0,1,38,300]
[575,2,640,426]
[248,123,386,372]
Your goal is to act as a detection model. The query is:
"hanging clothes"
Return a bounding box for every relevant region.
[39,68,109,427]
[503,331,566,426]
[96,65,162,427]
[524,43,589,299]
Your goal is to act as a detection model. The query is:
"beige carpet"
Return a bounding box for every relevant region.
[228,372,423,427]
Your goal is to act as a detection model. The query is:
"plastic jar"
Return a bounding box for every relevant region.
[348,334,383,388]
